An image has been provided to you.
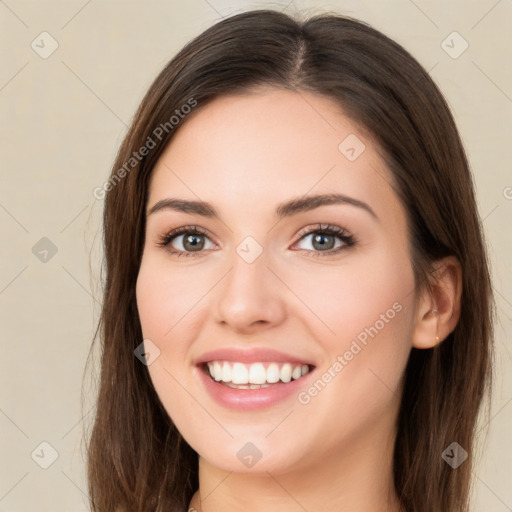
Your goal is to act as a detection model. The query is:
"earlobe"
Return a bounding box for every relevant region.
[411,256,462,349]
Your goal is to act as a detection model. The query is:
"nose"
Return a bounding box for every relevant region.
[214,248,286,335]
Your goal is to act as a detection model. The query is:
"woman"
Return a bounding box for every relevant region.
[85,9,494,512]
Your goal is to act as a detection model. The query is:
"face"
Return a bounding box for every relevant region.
[136,88,418,476]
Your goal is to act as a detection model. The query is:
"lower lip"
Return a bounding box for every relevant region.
[196,365,315,411]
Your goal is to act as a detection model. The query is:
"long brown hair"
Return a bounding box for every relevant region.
[84,9,494,512]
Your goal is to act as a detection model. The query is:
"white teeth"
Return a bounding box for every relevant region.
[249,363,267,384]
[224,382,272,389]
[213,361,222,381]
[292,365,302,380]
[221,361,231,382]
[266,363,280,383]
[206,360,311,385]
[231,362,249,384]
[280,363,292,383]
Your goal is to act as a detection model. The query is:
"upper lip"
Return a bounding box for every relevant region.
[195,348,315,367]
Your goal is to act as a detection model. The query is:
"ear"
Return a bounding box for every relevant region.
[412,256,462,349]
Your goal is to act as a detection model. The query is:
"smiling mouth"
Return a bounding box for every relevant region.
[201,361,314,389]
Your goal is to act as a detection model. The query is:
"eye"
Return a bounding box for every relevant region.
[292,223,356,257]
[156,223,356,258]
[156,225,216,258]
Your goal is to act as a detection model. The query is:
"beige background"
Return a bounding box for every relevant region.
[0,0,511,510]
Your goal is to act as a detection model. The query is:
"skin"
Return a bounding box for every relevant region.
[136,88,461,512]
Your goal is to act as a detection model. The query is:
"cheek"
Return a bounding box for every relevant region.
[288,243,414,349]
[290,246,415,429]
[135,256,194,387]
[136,255,201,341]
[135,256,199,422]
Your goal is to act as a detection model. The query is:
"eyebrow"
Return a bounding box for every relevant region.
[147,193,378,221]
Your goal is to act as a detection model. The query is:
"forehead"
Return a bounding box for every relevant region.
[148,88,402,227]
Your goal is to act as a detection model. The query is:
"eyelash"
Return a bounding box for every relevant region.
[156,223,357,258]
